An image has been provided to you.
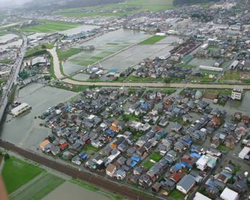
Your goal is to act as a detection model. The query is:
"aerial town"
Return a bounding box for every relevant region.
[0,0,249,200]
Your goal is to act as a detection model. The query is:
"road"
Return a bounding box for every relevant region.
[49,48,250,90]
[0,140,156,200]
[0,34,27,123]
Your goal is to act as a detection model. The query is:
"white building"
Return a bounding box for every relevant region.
[199,65,223,72]
[11,103,31,117]
[230,60,239,69]
[201,43,208,50]
[194,192,212,200]
[220,187,239,200]
[238,146,250,159]
[196,155,210,171]
[231,87,243,100]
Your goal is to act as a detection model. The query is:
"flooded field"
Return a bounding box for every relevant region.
[0,83,76,149]
[98,36,181,76]
[239,91,250,115]
[62,29,150,75]
[69,34,181,81]
[60,25,99,36]
[189,58,216,66]
[42,181,111,200]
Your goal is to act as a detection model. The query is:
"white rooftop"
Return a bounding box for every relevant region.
[194,192,212,200]
[220,187,239,200]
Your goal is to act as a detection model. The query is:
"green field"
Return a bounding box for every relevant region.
[126,76,164,82]
[219,71,242,83]
[57,48,83,61]
[0,58,11,64]
[2,157,44,194]
[25,44,53,58]
[177,63,197,68]
[168,190,186,200]
[21,20,79,33]
[139,35,166,45]
[56,0,174,17]
[11,173,65,200]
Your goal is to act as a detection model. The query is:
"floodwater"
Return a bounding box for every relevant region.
[0,83,76,149]
[0,33,22,51]
[62,29,150,76]
[99,36,181,75]
[60,25,100,36]
[0,33,18,43]
[240,91,250,115]
[42,181,111,200]
[189,58,216,66]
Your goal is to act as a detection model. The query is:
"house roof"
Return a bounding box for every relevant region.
[194,192,212,200]
[177,174,196,192]
[220,187,239,200]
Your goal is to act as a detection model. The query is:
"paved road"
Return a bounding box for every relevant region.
[0,140,156,200]
[49,48,250,90]
[0,34,27,122]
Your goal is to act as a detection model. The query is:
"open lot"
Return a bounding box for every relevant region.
[0,83,76,149]
[2,156,44,194]
[20,20,79,33]
[11,173,65,200]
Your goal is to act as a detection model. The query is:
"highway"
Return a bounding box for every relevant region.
[0,34,27,123]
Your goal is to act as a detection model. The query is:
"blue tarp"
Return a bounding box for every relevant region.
[190,152,201,158]
[106,129,116,137]
[181,162,193,169]
[174,163,183,170]
[131,156,141,162]
[130,160,137,168]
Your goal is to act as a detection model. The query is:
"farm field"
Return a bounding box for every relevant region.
[57,48,83,61]
[56,0,174,17]
[139,35,166,45]
[2,156,44,194]
[20,20,79,33]
[10,173,65,200]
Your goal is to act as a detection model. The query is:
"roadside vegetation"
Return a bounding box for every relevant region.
[25,44,53,58]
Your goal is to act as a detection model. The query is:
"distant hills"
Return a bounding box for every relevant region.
[173,0,220,6]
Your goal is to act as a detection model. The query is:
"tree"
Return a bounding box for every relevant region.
[4,153,10,161]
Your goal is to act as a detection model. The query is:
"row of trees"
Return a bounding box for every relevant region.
[173,0,219,6]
